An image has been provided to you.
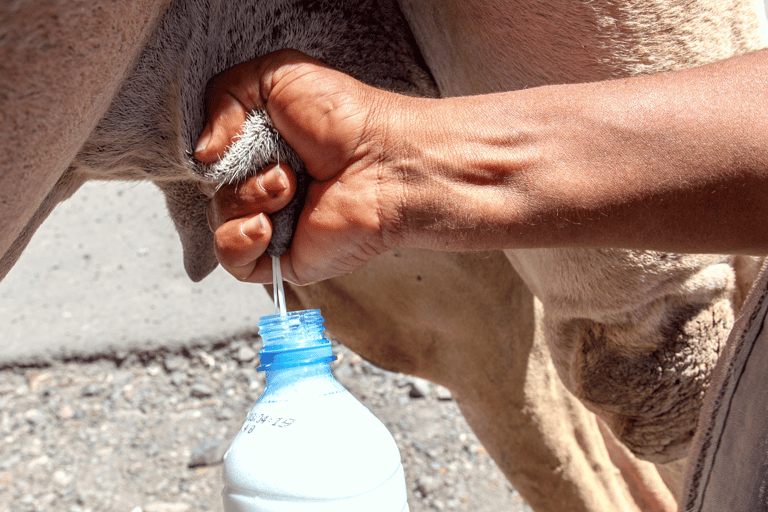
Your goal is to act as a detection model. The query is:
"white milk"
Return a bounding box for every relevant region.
[222,309,409,512]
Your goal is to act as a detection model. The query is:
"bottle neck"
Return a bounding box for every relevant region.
[257,309,336,371]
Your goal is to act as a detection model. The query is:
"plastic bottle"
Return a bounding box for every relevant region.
[222,308,409,512]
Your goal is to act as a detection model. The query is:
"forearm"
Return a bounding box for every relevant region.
[391,48,768,255]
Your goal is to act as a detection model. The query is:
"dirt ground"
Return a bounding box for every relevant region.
[0,333,533,512]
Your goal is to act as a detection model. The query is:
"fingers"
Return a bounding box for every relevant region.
[213,219,299,284]
[194,51,324,164]
[193,49,379,180]
[194,86,249,163]
[204,163,296,228]
[213,212,272,279]
[194,58,266,163]
[201,163,297,282]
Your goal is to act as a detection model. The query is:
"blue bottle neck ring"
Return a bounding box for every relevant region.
[257,309,337,371]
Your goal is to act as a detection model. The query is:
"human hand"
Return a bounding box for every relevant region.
[195,50,585,288]
[195,47,768,278]
[194,50,407,285]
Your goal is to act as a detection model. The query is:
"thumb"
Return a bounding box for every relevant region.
[194,61,266,163]
[194,91,249,163]
[194,50,356,173]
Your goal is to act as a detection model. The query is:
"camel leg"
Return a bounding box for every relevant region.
[599,420,678,511]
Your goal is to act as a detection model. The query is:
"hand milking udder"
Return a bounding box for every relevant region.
[198,163,298,283]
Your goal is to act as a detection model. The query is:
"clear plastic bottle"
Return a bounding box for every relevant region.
[222,309,409,512]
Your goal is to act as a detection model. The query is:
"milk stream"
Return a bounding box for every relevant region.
[272,256,286,316]
[221,261,409,511]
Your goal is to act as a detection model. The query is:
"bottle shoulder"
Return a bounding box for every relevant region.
[223,386,403,500]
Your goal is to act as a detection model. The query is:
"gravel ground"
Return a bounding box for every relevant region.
[0,333,532,512]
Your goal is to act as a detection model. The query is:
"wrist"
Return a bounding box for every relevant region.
[380,92,545,252]
[366,91,431,253]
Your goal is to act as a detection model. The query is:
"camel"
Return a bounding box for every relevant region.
[2,1,766,510]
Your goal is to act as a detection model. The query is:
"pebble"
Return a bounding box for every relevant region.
[111,370,132,388]
[332,365,354,383]
[57,404,75,420]
[216,408,235,421]
[427,448,442,459]
[53,470,72,486]
[189,384,214,398]
[163,356,189,373]
[169,372,186,388]
[26,371,53,392]
[25,409,46,426]
[0,341,529,512]
[80,384,103,397]
[234,346,257,363]
[409,378,432,399]
[416,475,441,496]
[196,351,216,368]
[188,439,230,468]
[435,385,453,401]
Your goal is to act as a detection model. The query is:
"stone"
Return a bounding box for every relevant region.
[416,475,441,497]
[332,365,354,383]
[435,385,453,401]
[163,356,189,373]
[234,346,257,363]
[80,384,102,397]
[196,351,216,368]
[446,498,461,509]
[26,371,53,392]
[57,404,75,421]
[409,378,432,399]
[25,409,46,426]
[53,470,72,486]
[188,438,230,468]
[110,370,132,388]
[216,408,235,421]
[169,372,186,388]
[189,384,214,398]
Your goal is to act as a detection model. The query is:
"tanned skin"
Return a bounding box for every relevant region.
[195,49,768,286]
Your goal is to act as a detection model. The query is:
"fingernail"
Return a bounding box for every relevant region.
[195,124,212,154]
[258,166,289,193]
[242,214,267,240]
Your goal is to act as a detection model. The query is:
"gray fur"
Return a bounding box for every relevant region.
[196,111,284,186]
